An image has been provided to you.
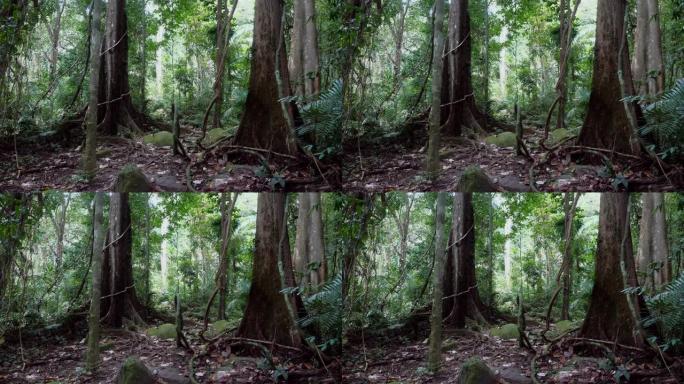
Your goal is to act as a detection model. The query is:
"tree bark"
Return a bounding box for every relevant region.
[236,193,301,347]
[101,193,145,327]
[97,0,142,136]
[632,0,665,97]
[233,0,297,155]
[576,0,640,156]
[651,193,670,287]
[217,193,238,320]
[86,192,106,372]
[579,193,644,347]
[428,192,448,373]
[441,0,482,137]
[443,193,487,327]
[294,193,326,289]
[83,0,104,179]
[426,0,447,180]
[637,193,655,290]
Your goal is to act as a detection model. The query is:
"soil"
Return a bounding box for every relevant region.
[0,126,338,192]
[342,129,684,192]
[0,318,337,384]
[342,321,684,384]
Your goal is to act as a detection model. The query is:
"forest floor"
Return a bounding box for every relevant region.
[342,320,684,383]
[0,317,338,384]
[343,128,684,192]
[0,126,337,192]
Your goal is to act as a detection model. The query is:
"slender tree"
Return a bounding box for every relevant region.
[633,0,665,97]
[427,192,448,373]
[83,0,104,179]
[294,193,326,289]
[86,192,106,372]
[426,0,447,180]
[638,193,671,291]
[217,192,238,320]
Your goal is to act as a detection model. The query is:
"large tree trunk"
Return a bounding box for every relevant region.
[101,193,145,327]
[576,0,640,156]
[441,0,482,137]
[86,192,106,372]
[443,193,487,327]
[236,193,301,347]
[651,193,670,287]
[579,194,644,347]
[639,193,671,290]
[427,192,448,373]
[632,0,665,97]
[294,193,326,289]
[637,193,655,290]
[97,0,142,136]
[233,0,297,155]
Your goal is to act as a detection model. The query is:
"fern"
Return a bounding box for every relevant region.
[643,273,684,351]
[638,79,684,160]
[297,274,342,349]
[283,80,343,158]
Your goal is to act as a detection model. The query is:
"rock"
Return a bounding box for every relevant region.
[116,356,154,384]
[555,320,576,333]
[490,324,519,340]
[457,166,499,192]
[497,366,532,384]
[157,366,191,384]
[204,128,230,145]
[115,164,154,192]
[143,131,174,147]
[457,358,497,384]
[484,132,517,148]
[207,320,232,338]
[147,323,176,339]
[549,128,574,145]
[441,338,458,352]
[152,175,188,192]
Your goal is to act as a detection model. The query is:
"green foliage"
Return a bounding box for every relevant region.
[639,80,684,160]
[298,274,342,350]
[289,79,344,158]
[643,273,684,352]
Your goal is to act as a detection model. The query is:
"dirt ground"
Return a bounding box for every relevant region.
[0,320,338,384]
[342,322,684,384]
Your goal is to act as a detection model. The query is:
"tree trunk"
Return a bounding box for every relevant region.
[0,194,33,304]
[637,193,655,290]
[651,193,670,288]
[97,0,142,136]
[579,193,644,347]
[441,0,482,137]
[233,0,297,155]
[576,0,640,156]
[443,193,487,327]
[237,193,301,347]
[302,0,320,97]
[295,193,326,289]
[633,0,665,97]
[101,193,145,327]
[86,192,106,372]
[83,0,104,179]
[485,193,494,307]
[426,0,447,180]
[47,0,66,84]
[217,193,238,320]
[51,195,70,272]
[290,0,305,97]
[428,192,448,373]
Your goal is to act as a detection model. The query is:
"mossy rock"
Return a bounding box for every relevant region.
[115,164,154,192]
[115,356,154,384]
[549,128,573,145]
[490,323,519,340]
[457,358,497,384]
[146,323,176,339]
[143,131,174,147]
[457,166,498,192]
[441,338,458,352]
[555,320,577,333]
[204,128,230,145]
[484,132,517,148]
[207,320,232,338]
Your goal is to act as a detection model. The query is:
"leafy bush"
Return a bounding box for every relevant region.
[643,273,684,352]
[297,274,342,350]
[638,79,684,160]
